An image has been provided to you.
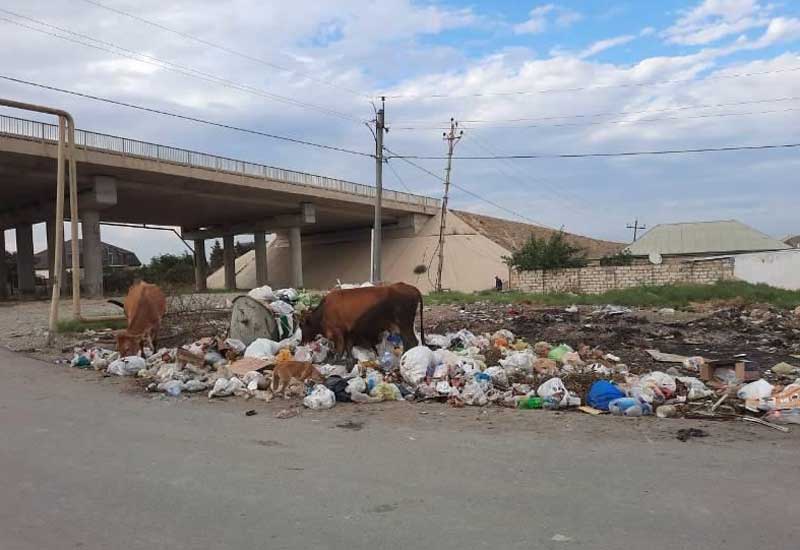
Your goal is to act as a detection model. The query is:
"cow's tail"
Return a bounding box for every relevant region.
[107,299,125,309]
[418,290,425,347]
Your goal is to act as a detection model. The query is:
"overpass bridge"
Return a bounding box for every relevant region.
[0,113,439,296]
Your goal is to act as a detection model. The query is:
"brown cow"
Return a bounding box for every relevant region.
[300,282,424,357]
[111,281,167,357]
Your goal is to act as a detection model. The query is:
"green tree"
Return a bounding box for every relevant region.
[599,250,634,266]
[209,240,224,271]
[503,231,587,271]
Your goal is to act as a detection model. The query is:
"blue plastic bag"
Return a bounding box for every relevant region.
[587,380,625,411]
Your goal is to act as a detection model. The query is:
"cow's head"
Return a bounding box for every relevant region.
[298,309,320,344]
[114,329,142,357]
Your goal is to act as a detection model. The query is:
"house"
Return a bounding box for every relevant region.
[625,220,790,258]
[34,239,140,278]
[625,220,800,290]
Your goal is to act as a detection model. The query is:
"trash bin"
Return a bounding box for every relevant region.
[229,295,279,346]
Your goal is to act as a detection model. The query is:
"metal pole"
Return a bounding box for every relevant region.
[435,118,462,292]
[47,116,66,341]
[371,98,385,283]
[67,117,81,318]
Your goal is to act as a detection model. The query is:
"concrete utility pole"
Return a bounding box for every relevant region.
[371,97,386,283]
[435,118,463,292]
[627,218,646,242]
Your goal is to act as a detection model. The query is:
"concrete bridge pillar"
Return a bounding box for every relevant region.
[81,209,103,298]
[46,218,67,294]
[15,224,36,294]
[0,229,8,298]
[254,232,268,287]
[193,239,207,292]
[223,234,236,290]
[289,227,303,289]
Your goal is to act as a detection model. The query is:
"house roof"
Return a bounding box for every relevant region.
[452,210,626,259]
[625,220,790,256]
[34,240,141,269]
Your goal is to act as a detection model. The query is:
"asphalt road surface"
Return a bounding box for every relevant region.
[1,348,799,550]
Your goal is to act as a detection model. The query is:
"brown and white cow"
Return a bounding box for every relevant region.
[300,282,424,357]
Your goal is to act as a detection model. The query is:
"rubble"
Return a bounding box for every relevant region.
[59,292,799,435]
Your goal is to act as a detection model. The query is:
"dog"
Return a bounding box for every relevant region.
[110,281,166,357]
[271,361,324,396]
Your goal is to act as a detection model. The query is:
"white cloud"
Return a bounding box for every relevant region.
[640,26,656,37]
[578,35,636,59]
[664,0,771,45]
[514,4,582,35]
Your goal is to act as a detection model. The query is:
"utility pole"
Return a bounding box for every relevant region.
[627,218,646,242]
[435,118,463,292]
[371,97,386,283]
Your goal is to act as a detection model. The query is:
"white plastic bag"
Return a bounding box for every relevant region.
[275,288,298,302]
[352,346,377,363]
[293,346,312,363]
[400,346,435,386]
[677,376,713,400]
[485,366,509,389]
[499,351,535,373]
[244,338,280,359]
[243,371,267,391]
[433,349,461,367]
[462,381,488,406]
[737,379,774,400]
[640,371,677,397]
[208,377,244,398]
[224,338,247,355]
[537,377,569,406]
[425,334,451,348]
[303,384,336,410]
[107,356,146,376]
[318,364,349,378]
[268,300,295,316]
[247,285,275,302]
[183,379,207,393]
[158,379,183,396]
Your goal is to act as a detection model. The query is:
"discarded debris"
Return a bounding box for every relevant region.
[676,428,709,442]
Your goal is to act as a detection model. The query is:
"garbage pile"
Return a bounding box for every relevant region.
[66,298,800,429]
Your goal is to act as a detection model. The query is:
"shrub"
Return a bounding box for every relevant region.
[503,231,587,271]
[599,250,634,266]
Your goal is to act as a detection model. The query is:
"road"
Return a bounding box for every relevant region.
[1,348,799,550]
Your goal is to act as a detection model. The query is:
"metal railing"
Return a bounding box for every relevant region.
[0,114,440,209]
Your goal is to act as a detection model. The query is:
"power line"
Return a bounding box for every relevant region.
[0,74,374,158]
[384,146,550,227]
[383,64,800,100]
[385,159,412,192]
[0,10,361,123]
[79,0,369,99]
[391,95,800,128]
[385,142,800,161]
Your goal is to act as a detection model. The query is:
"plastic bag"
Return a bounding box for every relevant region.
[425,334,451,349]
[309,337,330,364]
[244,338,280,359]
[248,285,275,302]
[107,356,146,376]
[434,349,461,368]
[243,371,268,391]
[737,379,774,400]
[183,379,207,393]
[268,300,295,316]
[369,382,403,401]
[548,344,574,363]
[587,380,626,411]
[462,381,488,406]
[303,384,336,410]
[400,346,435,386]
[318,364,349,378]
[537,377,569,406]
[677,376,712,400]
[158,380,183,397]
[352,346,377,363]
[640,371,677,398]
[275,288,298,303]
[609,397,653,417]
[208,377,245,398]
[346,377,367,395]
[294,346,312,363]
[499,351,535,372]
[485,366,509,389]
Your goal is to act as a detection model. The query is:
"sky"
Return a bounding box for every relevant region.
[2,0,800,262]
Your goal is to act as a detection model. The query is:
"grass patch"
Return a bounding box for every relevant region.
[426,281,800,309]
[57,318,128,333]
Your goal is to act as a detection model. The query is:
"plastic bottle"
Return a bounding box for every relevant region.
[517,396,543,409]
[380,351,395,372]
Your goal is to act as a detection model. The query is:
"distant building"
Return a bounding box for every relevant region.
[34,240,140,277]
[625,220,790,258]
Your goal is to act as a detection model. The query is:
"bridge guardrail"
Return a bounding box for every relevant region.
[0,114,440,209]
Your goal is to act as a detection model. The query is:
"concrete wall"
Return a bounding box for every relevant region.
[510,258,735,294]
[207,211,510,293]
[732,249,800,290]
